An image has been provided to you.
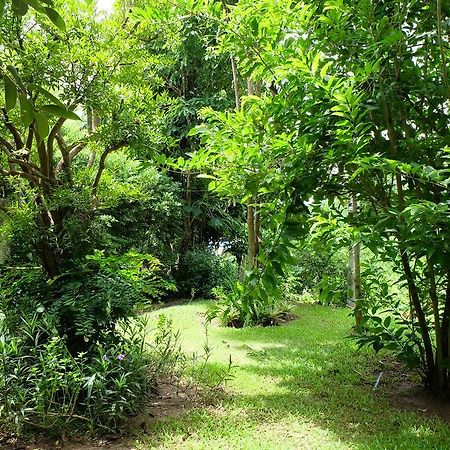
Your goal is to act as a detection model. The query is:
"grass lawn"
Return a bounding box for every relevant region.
[132,301,450,449]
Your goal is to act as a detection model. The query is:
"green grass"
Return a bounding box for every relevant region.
[133,301,450,449]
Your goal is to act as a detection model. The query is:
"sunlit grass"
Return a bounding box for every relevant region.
[132,301,450,449]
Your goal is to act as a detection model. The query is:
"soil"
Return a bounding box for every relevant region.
[372,357,450,423]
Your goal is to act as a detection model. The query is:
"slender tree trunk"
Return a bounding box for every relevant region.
[437,0,450,103]
[428,258,447,389]
[441,272,450,389]
[230,56,241,111]
[247,196,256,270]
[348,195,362,328]
[36,204,62,278]
[247,78,254,96]
[400,248,436,386]
[254,208,260,262]
[383,95,438,388]
[353,241,362,328]
[230,59,260,270]
[180,172,193,254]
[87,110,99,168]
[245,78,260,269]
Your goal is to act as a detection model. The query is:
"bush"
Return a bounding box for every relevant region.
[175,249,237,299]
[351,302,425,374]
[96,155,182,267]
[0,251,175,354]
[285,246,348,306]
[0,312,179,436]
[208,269,295,328]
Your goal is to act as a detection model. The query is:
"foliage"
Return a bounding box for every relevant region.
[286,245,348,306]
[0,312,180,435]
[96,154,182,266]
[0,251,174,354]
[1,0,66,30]
[181,0,450,395]
[175,249,238,299]
[352,303,425,374]
[0,0,171,278]
[207,278,294,328]
[1,0,449,412]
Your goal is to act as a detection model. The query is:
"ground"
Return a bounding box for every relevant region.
[134,301,450,449]
[7,301,450,449]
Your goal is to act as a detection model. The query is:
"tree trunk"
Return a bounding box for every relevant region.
[36,207,62,278]
[230,56,241,110]
[247,196,257,270]
[180,172,193,254]
[348,195,362,328]
[399,247,436,387]
[87,109,99,168]
[428,258,447,390]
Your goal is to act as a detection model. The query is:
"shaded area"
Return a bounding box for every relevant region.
[140,302,450,449]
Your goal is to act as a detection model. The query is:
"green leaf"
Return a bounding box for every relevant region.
[44,7,66,31]
[271,260,284,277]
[373,340,384,352]
[250,17,259,34]
[3,75,17,111]
[0,0,5,17]
[35,112,49,139]
[311,52,322,75]
[41,104,81,121]
[18,95,34,127]
[11,0,28,16]
[84,373,96,399]
[29,84,65,107]
[26,0,45,11]
[187,126,198,136]
[320,61,332,79]
[7,66,26,92]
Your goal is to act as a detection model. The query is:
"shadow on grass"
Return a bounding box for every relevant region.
[144,303,450,449]
[209,304,450,449]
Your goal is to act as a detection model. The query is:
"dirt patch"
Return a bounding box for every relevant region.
[0,380,199,450]
[146,379,198,421]
[373,357,450,423]
[386,379,450,423]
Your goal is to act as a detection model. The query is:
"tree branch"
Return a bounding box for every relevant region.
[92,141,128,202]
[47,101,80,180]
[0,137,14,155]
[1,108,24,150]
[55,141,86,174]
[0,168,39,184]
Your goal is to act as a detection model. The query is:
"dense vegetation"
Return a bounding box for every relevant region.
[0,0,449,444]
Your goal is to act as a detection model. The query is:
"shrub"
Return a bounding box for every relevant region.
[96,155,182,267]
[208,274,295,328]
[0,251,175,354]
[351,302,425,375]
[0,312,179,436]
[285,246,348,306]
[175,249,237,299]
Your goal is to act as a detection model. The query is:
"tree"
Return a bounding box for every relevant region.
[187,0,450,394]
[0,0,164,276]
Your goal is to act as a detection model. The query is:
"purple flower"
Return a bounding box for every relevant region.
[117,354,125,361]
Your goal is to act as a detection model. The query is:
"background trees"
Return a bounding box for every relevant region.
[1,2,449,436]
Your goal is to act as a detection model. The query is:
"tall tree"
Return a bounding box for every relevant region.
[0,1,165,276]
